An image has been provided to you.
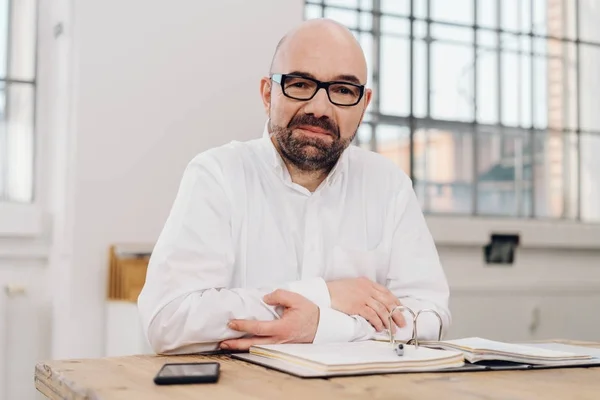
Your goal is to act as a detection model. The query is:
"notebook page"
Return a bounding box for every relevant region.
[519,342,600,358]
[253,341,459,366]
[442,337,585,359]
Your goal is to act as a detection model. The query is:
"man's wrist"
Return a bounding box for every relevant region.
[286,277,331,308]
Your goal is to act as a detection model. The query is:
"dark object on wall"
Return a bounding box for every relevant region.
[484,234,520,265]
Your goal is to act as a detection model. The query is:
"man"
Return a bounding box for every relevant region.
[137,18,450,355]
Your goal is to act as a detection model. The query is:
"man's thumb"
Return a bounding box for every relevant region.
[263,289,298,307]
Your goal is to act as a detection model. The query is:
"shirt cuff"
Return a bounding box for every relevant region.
[312,307,357,344]
[285,277,331,309]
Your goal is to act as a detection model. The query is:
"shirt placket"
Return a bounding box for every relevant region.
[300,192,322,279]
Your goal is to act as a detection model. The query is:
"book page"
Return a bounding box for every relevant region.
[441,337,586,359]
[252,341,460,367]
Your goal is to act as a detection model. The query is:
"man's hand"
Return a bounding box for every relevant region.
[327,277,406,332]
[219,289,319,351]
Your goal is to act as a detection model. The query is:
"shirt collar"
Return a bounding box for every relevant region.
[259,120,349,186]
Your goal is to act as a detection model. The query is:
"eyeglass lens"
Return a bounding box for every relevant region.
[283,76,361,105]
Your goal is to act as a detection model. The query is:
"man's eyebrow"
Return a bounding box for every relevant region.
[332,74,362,85]
[287,71,363,85]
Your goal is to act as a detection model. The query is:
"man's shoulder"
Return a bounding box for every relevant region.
[346,145,410,185]
[187,137,264,171]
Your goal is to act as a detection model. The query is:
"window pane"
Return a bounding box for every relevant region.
[532,0,547,36]
[324,0,358,8]
[360,0,372,11]
[478,0,497,29]
[501,52,531,127]
[381,15,409,36]
[501,51,520,127]
[324,6,359,29]
[413,20,427,40]
[413,0,428,20]
[563,43,578,130]
[431,0,473,25]
[501,0,521,32]
[581,133,600,222]
[379,36,409,116]
[431,42,474,121]
[305,4,323,19]
[533,55,548,129]
[0,1,8,78]
[519,0,532,34]
[8,0,36,81]
[380,0,409,16]
[501,32,520,52]
[520,52,532,128]
[580,44,600,131]
[477,129,532,217]
[360,11,372,31]
[414,127,473,214]
[533,131,579,219]
[477,30,497,48]
[375,125,410,174]
[431,24,473,45]
[477,49,498,124]
[413,40,427,117]
[0,82,5,198]
[356,123,373,150]
[5,83,34,203]
[579,0,600,42]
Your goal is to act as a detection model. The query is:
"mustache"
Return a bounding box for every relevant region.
[287,114,339,138]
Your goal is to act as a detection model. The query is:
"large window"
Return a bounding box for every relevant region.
[306,0,600,222]
[0,0,37,203]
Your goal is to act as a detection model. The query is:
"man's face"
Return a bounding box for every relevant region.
[261,28,372,172]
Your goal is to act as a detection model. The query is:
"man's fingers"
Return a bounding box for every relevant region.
[372,281,394,295]
[219,336,278,351]
[361,306,384,332]
[263,289,303,308]
[372,290,401,312]
[228,319,281,336]
[392,312,407,328]
[370,287,405,329]
[367,299,390,331]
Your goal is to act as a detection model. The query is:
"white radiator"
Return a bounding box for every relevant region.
[0,285,33,400]
[0,287,6,400]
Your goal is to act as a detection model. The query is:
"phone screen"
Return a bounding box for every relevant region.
[158,363,219,378]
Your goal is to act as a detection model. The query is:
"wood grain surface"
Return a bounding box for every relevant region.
[35,340,600,400]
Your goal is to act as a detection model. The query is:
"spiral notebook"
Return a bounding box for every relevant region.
[232,306,600,378]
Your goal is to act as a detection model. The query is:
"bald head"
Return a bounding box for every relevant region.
[260,18,373,174]
[269,18,368,83]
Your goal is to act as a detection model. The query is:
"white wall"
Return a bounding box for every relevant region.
[48,0,305,359]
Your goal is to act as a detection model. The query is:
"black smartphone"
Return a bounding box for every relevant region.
[153,362,220,385]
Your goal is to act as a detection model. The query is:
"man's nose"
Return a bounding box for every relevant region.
[303,87,334,119]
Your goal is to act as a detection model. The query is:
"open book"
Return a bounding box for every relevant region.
[232,338,598,378]
[415,337,594,365]
[232,306,599,378]
[248,341,464,374]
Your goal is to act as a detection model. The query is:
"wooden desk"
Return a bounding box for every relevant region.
[35,340,600,400]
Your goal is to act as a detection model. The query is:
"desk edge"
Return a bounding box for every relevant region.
[35,362,91,400]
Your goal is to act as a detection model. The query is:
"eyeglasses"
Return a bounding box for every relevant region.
[270,73,365,106]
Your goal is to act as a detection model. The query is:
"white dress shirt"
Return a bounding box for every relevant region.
[137,124,451,355]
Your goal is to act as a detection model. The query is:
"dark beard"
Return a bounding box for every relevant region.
[269,114,355,172]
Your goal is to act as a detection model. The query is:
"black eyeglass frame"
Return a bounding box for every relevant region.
[270,73,366,107]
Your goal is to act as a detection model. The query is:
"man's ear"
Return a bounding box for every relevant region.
[260,77,272,116]
[358,88,373,123]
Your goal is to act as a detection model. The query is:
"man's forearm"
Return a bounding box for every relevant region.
[144,287,277,354]
[139,277,332,354]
